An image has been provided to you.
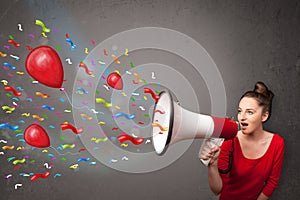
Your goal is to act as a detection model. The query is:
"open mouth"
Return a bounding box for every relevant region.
[241,122,248,127]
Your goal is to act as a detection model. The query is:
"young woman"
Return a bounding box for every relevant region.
[200,82,284,200]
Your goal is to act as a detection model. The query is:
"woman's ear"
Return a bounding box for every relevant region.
[262,111,269,122]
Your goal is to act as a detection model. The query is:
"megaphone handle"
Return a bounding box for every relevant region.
[200,138,224,166]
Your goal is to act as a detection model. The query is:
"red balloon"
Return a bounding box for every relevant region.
[107,72,123,90]
[26,46,64,88]
[24,124,50,148]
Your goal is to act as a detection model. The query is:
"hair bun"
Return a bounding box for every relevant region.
[254,81,274,101]
[241,81,274,120]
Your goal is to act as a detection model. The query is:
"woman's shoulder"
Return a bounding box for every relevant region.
[267,133,285,159]
[268,132,284,142]
[268,132,285,149]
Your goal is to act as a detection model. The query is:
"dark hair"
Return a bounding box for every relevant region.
[240,82,274,121]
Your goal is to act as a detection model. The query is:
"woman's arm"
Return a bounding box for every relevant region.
[200,144,223,195]
[257,192,269,200]
[208,153,223,195]
[261,136,285,197]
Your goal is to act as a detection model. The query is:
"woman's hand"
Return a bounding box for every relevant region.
[200,140,223,195]
[199,140,220,167]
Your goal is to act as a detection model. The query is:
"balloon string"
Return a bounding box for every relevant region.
[47,91,85,156]
[61,89,90,111]
[49,146,80,156]
[60,88,106,115]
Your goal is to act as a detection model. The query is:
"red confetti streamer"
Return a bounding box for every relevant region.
[8,39,20,47]
[14,166,21,170]
[154,109,165,114]
[144,88,160,102]
[4,86,22,96]
[117,134,144,145]
[60,123,83,134]
[30,171,50,181]
[104,49,108,56]
[79,62,93,75]
[78,148,86,153]
[26,45,32,50]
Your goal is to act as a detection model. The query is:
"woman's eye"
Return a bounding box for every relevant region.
[247,111,253,115]
[237,110,241,114]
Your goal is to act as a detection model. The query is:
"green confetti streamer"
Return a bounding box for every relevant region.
[7,157,15,162]
[9,35,14,40]
[98,60,105,65]
[144,114,150,117]
[130,61,135,68]
[55,45,61,51]
[130,97,135,102]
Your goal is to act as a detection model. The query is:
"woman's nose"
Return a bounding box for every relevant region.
[239,112,246,121]
[241,112,247,120]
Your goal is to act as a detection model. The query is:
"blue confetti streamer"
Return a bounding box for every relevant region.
[113,112,135,120]
[77,157,90,162]
[0,123,19,130]
[42,105,54,111]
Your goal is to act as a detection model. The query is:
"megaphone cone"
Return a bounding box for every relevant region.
[152,90,238,155]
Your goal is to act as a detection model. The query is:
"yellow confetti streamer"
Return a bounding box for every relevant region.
[41,32,48,38]
[124,48,129,56]
[16,146,24,150]
[21,113,30,117]
[121,143,128,147]
[13,158,26,165]
[69,164,79,169]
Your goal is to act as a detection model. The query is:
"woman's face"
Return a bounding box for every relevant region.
[237,97,268,135]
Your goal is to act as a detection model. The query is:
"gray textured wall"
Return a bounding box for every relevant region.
[0,0,299,199]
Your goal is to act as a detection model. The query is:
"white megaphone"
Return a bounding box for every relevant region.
[151,90,238,165]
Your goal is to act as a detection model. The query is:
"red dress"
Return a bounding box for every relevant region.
[218,134,284,200]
